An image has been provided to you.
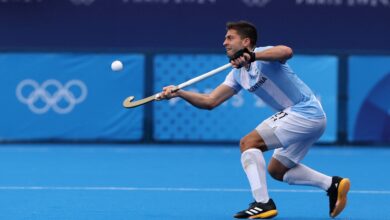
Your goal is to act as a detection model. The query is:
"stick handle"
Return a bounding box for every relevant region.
[155,63,231,100]
[123,63,232,108]
[176,63,232,90]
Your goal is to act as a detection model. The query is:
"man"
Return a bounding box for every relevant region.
[159,21,350,219]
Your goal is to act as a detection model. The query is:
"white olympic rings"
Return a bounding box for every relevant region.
[16,79,88,114]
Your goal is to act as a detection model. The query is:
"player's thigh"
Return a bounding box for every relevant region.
[240,111,294,153]
[240,130,268,152]
[259,110,326,150]
[270,111,326,168]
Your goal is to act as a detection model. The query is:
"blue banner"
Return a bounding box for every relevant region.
[348,56,390,142]
[0,53,144,141]
[0,0,388,52]
[153,54,337,142]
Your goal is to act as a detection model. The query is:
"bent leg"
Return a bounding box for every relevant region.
[254,110,349,217]
[240,130,270,203]
[263,113,332,190]
[270,143,332,191]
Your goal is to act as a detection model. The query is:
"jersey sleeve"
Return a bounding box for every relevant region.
[254,46,286,68]
[222,70,242,93]
[254,46,274,53]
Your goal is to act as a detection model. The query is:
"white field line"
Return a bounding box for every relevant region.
[0,186,389,194]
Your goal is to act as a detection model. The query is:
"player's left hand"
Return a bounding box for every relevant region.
[159,85,179,100]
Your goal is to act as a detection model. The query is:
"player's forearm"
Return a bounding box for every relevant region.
[176,90,215,110]
[254,45,293,62]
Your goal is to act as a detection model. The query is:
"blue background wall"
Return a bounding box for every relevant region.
[348,56,390,142]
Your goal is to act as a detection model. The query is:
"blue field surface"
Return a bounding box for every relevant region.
[0,144,389,220]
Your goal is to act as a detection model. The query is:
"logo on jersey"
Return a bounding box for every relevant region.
[248,76,267,92]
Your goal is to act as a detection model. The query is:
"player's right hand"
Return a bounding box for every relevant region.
[230,55,251,68]
[159,85,179,100]
[229,48,256,68]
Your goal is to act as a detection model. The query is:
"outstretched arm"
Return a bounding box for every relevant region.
[160,84,236,110]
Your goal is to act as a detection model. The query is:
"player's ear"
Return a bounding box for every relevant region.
[242,37,251,47]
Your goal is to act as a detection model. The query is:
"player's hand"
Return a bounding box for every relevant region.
[229,48,256,68]
[230,53,252,68]
[159,85,179,100]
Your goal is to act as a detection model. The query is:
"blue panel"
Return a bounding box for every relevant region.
[348,56,390,142]
[0,53,144,141]
[153,55,338,142]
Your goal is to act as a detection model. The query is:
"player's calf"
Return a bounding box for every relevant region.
[267,157,290,181]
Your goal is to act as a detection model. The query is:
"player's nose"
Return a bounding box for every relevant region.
[223,39,228,47]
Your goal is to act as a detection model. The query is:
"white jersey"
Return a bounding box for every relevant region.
[223,46,325,119]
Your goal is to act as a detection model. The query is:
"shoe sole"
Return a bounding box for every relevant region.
[331,178,351,218]
[249,210,278,219]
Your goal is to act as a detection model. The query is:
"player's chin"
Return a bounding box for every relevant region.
[225,50,234,58]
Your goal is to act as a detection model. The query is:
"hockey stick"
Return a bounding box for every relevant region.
[122,63,232,108]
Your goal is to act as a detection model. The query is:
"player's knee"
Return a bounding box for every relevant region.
[239,138,246,152]
[240,138,267,153]
[267,165,285,181]
[240,137,254,153]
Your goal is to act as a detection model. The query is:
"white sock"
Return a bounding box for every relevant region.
[283,163,332,191]
[241,148,270,203]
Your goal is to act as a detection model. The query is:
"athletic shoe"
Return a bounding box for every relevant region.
[327,176,351,218]
[234,199,278,219]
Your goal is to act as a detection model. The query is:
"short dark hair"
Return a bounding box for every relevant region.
[226,21,258,47]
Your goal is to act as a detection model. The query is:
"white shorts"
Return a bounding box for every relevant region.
[255,108,326,168]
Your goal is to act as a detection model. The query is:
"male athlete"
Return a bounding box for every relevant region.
[159,21,350,219]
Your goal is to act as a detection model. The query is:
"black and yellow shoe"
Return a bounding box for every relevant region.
[234,199,278,219]
[327,176,351,218]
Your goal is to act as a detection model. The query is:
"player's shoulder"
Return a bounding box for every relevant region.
[229,67,241,77]
[226,67,242,80]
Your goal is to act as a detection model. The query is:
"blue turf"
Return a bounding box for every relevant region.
[0,144,389,220]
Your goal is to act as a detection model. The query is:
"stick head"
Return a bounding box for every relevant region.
[122,96,135,107]
[122,94,157,108]
[127,96,135,102]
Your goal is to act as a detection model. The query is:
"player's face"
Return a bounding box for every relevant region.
[223,29,246,58]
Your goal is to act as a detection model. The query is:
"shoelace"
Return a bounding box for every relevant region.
[249,201,257,208]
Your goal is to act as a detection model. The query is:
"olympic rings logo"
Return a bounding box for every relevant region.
[16,79,88,114]
[242,0,272,7]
